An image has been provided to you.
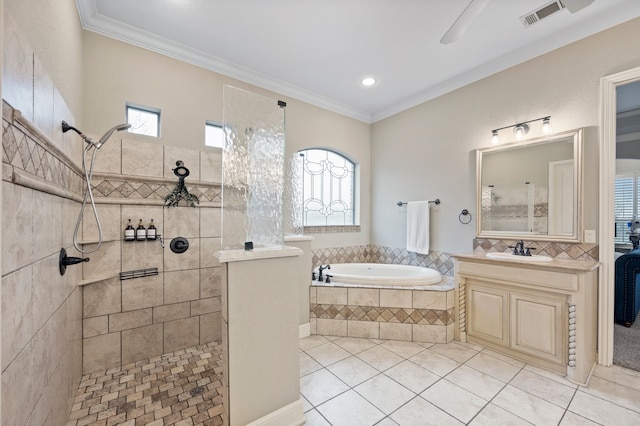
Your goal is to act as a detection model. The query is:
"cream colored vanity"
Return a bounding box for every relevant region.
[454,254,598,385]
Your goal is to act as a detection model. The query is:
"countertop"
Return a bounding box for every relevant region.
[453,252,600,273]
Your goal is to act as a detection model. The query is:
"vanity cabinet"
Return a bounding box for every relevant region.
[454,254,598,385]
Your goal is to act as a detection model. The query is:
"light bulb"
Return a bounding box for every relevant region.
[514,123,529,140]
[541,117,552,134]
[491,130,499,145]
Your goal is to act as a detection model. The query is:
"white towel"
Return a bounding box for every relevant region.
[406,201,430,254]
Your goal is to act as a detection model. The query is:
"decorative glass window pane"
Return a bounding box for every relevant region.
[300,148,355,226]
[126,104,160,137]
[205,121,224,148]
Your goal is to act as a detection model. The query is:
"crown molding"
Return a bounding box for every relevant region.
[75,0,372,123]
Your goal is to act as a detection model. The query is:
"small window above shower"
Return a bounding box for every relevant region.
[205,121,224,148]
[126,103,160,137]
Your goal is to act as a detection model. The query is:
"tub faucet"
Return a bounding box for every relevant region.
[318,264,331,281]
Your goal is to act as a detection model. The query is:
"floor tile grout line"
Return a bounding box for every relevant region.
[461,362,526,426]
[574,385,640,414]
[558,386,582,426]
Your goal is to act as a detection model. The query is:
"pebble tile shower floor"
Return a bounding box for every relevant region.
[67,342,223,426]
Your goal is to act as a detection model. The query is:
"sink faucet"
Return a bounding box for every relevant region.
[508,240,536,256]
[509,240,525,255]
[318,264,331,281]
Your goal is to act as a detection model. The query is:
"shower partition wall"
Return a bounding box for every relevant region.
[222,85,287,249]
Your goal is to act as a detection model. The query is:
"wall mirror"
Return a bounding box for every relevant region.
[476,128,583,242]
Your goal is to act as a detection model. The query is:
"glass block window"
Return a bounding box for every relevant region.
[205,121,224,148]
[126,103,160,137]
[614,174,640,244]
[300,148,356,226]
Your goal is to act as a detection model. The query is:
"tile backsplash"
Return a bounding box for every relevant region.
[473,238,598,261]
[311,239,598,278]
[312,245,456,276]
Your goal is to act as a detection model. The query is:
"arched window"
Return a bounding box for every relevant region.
[299,148,356,226]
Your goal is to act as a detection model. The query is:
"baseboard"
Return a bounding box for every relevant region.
[299,322,311,339]
[245,399,305,426]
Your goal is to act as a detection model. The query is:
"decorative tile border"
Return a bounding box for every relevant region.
[311,239,598,276]
[304,225,361,234]
[311,303,454,326]
[473,238,598,261]
[91,175,222,205]
[2,101,84,198]
[312,245,455,276]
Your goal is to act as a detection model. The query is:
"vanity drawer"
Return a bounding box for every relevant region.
[457,261,578,292]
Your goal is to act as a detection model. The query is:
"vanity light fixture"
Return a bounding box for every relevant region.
[489,116,551,144]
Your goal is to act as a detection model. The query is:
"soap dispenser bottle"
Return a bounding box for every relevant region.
[147,219,157,240]
[136,219,146,241]
[124,219,135,241]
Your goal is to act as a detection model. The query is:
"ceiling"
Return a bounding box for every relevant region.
[76,0,640,123]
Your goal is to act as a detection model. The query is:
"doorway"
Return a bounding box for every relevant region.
[599,66,640,367]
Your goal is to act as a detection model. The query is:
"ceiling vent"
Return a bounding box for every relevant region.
[520,1,565,27]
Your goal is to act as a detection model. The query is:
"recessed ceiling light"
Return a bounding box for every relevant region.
[361,77,376,86]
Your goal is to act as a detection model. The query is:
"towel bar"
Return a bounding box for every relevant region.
[397,199,440,207]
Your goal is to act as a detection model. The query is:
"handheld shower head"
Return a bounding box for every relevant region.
[95,123,131,149]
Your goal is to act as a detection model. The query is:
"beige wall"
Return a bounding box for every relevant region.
[5,0,83,120]
[371,17,640,254]
[82,32,371,249]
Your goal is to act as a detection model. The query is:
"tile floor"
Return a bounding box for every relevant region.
[68,336,640,425]
[300,335,640,426]
[66,341,224,426]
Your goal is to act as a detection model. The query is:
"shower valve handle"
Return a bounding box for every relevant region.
[62,256,90,265]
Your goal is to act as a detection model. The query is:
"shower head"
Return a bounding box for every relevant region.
[95,123,131,149]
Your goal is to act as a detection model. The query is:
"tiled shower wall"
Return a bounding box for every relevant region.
[2,13,84,425]
[80,139,223,374]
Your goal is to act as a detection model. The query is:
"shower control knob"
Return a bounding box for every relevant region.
[170,237,189,254]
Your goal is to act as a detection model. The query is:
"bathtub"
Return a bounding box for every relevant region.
[316,263,442,286]
[310,263,455,343]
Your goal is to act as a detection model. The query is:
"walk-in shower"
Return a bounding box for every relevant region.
[62,120,131,254]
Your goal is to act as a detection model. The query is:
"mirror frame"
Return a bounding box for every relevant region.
[476,128,584,243]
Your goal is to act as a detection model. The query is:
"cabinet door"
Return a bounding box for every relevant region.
[467,284,509,347]
[510,292,566,365]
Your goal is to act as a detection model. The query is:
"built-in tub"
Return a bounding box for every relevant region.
[317,262,442,286]
[310,263,455,343]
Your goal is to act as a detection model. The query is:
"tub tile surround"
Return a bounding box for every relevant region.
[2,14,85,424]
[80,140,224,375]
[312,245,456,277]
[310,277,456,343]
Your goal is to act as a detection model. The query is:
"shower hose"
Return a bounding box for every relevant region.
[72,143,103,254]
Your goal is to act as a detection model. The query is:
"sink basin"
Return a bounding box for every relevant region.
[486,252,553,262]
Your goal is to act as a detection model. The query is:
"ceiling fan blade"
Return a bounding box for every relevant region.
[440,0,492,44]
